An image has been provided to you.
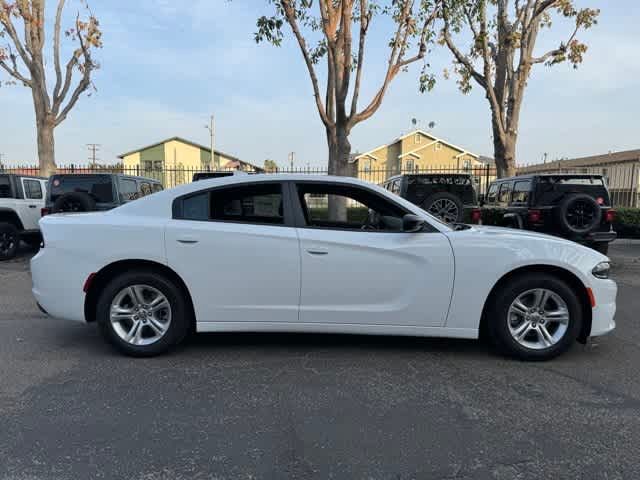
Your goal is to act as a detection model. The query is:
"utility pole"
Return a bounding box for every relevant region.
[288,152,295,171]
[205,115,217,170]
[87,144,100,166]
[0,153,5,171]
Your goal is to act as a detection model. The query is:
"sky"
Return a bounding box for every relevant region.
[1,0,639,168]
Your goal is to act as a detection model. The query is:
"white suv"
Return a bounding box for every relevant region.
[0,174,48,260]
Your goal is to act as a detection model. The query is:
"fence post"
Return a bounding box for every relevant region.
[485,163,490,197]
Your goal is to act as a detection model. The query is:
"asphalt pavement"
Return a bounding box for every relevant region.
[1,242,639,480]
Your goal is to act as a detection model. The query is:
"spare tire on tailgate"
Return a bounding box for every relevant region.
[52,192,97,213]
[422,192,464,223]
[555,193,601,235]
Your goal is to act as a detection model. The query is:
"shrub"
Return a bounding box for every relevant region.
[614,208,640,239]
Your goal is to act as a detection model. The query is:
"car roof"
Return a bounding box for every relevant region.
[490,173,605,184]
[50,172,162,183]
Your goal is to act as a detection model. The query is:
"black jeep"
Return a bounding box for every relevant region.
[481,174,616,254]
[381,173,481,224]
[43,173,163,214]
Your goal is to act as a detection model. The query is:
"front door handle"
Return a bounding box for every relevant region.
[177,237,199,244]
[306,249,328,255]
[29,205,37,208]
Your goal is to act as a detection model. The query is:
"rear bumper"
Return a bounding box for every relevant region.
[586,231,617,244]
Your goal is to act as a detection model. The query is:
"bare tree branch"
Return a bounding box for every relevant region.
[349,0,370,119]
[52,0,66,102]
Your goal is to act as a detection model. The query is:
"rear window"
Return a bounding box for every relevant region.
[0,176,11,198]
[410,176,472,186]
[539,176,605,186]
[50,175,114,203]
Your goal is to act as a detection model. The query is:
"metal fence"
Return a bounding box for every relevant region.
[2,161,638,207]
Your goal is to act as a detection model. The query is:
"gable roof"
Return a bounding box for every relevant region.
[350,129,479,163]
[519,149,640,173]
[118,136,263,171]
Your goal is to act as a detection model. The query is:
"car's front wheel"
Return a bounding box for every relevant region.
[96,271,191,357]
[487,273,583,361]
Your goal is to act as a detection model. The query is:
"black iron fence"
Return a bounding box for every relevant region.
[2,161,638,207]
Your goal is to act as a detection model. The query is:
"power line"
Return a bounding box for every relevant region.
[87,144,101,165]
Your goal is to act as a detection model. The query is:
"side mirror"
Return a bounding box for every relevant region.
[402,214,425,233]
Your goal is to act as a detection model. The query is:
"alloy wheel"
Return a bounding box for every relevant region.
[0,231,16,256]
[507,288,570,350]
[110,284,172,346]
[428,198,459,223]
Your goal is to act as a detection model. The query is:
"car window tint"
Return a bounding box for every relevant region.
[210,183,284,225]
[182,192,209,220]
[0,176,12,198]
[512,181,531,203]
[297,183,407,232]
[486,184,498,204]
[23,179,43,199]
[49,175,114,203]
[119,179,138,202]
[498,183,512,204]
[139,182,152,197]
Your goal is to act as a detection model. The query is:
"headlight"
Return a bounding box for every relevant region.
[592,261,611,279]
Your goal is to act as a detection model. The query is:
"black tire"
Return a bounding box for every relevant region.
[96,270,191,357]
[555,193,601,235]
[486,273,583,361]
[22,234,42,250]
[423,192,464,223]
[0,223,20,261]
[591,243,609,255]
[52,192,96,213]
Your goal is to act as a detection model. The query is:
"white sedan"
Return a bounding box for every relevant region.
[31,175,616,360]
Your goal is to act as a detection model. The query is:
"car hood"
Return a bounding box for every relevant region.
[445,224,609,261]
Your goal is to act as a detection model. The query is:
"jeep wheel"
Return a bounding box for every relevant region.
[556,193,601,235]
[423,192,464,223]
[0,223,19,261]
[52,192,97,213]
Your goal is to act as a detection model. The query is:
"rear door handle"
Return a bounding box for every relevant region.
[306,248,328,255]
[28,205,37,208]
[177,237,199,244]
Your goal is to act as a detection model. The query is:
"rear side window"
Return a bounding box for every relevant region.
[23,179,43,199]
[152,183,163,193]
[0,176,11,198]
[177,183,284,225]
[498,183,512,204]
[512,181,531,204]
[119,179,138,202]
[139,182,152,197]
[50,175,114,203]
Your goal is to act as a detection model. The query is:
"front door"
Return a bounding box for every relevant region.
[165,182,300,324]
[293,182,454,327]
[16,178,45,230]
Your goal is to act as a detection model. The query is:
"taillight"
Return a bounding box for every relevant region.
[471,208,482,223]
[605,209,616,223]
[528,209,542,224]
[596,197,604,205]
[41,207,50,217]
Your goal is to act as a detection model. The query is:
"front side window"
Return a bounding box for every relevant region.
[486,184,498,204]
[152,183,163,193]
[119,179,139,202]
[177,183,284,225]
[296,183,408,232]
[512,181,531,204]
[498,182,513,204]
[23,179,43,199]
[139,182,152,197]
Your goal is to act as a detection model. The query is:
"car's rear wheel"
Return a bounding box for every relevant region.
[487,273,583,361]
[96,271,191,357]
[0,223,19,261]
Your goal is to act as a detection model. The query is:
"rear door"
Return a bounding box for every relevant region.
[165,181,301,325]
[16,178,45,230]
[292,181,454,327]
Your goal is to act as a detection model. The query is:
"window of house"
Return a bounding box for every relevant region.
[405,159,414,172]
[296,183,409,232]
[512,181,531,204]
[498,182,513,204]
[23,179,43,199]
[463,159,472,171]
[415,134,421,144]
[435,142,442,151]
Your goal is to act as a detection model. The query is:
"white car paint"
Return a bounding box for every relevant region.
[0,177,48,231]
[31,174,616,342]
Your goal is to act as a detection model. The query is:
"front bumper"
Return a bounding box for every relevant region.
[589,279,617,337]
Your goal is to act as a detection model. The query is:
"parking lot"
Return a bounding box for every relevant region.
[1,242,639,480]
